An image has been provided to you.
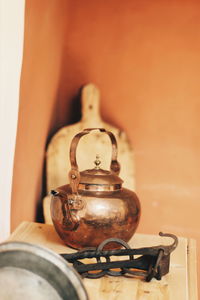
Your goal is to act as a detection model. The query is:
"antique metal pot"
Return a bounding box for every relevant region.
[51,128,141,249]
[0,241,88,300]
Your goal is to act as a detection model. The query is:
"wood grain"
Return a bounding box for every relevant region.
[187,239,198,300]
[9,222,198,300]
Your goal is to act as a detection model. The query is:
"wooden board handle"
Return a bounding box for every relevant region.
[81,83,102,125]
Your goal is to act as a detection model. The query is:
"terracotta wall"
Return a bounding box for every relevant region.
[58,0,200,285]
[12,0,199,288]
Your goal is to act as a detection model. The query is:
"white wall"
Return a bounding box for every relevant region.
[0,0,25,240]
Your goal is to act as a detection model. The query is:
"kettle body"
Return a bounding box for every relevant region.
[51,128,141,249]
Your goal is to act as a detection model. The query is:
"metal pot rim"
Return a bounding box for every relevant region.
[0,241,88,300]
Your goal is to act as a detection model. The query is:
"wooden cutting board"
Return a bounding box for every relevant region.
[43,83,135,223]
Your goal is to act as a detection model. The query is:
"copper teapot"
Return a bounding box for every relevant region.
[51,128,141,249]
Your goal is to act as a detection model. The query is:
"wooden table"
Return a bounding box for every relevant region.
[9,222,198,300]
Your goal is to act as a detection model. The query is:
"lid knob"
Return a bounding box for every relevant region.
[94,155,101,169]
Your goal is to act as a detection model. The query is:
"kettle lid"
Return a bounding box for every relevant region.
[79,155,123,190]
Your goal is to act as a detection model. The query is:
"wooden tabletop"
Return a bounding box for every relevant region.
[9,222,198,300]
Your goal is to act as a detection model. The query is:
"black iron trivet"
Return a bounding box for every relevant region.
[61,232,178,281]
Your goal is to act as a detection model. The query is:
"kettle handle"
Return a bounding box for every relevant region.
[69,128,120,193]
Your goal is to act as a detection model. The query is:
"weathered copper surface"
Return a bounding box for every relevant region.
[51,128,141,249]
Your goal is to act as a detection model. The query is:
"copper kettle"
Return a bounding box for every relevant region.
[51,128,141,249]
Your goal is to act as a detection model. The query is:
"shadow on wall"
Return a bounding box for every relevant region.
[36,87,83,223]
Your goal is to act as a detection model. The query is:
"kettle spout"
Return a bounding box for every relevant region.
[51,190,59,196]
